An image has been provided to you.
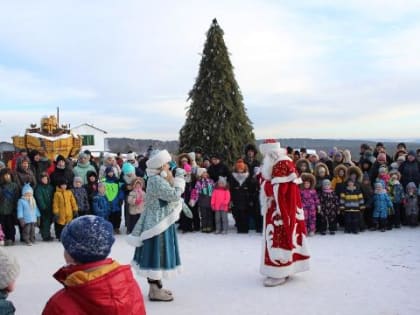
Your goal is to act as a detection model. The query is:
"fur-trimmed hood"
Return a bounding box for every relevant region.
[345,165,363,183]
[314,162,330,177]
[333,164,348,177]
[300,173,316,189]
[177,153,192,167]
[295,158,311,173]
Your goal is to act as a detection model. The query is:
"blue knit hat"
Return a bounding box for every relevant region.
[21,183,33,196]
[61,215,115,263]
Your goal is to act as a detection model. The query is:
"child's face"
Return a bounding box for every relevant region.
[300,164,307,171]
[362,179,370,185]
[59,184,67,190]
[408,187,415,195]
[347,181,355,188]
[217,182,226,188]
[318,167,326,177]
[391,174,398,181]
[338,169,345,177]
[134,182,143,189]
[323,183,331,190]
[89,175,96,183]
[303,181,311,189]
[24,192,32,198]
[107,171,114,177]
[98,185,105,194]
[74,181,82,188]
[201,172,209,179]
[41,176,48,185]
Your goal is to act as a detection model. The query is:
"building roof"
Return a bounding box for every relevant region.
[71,123,108,134]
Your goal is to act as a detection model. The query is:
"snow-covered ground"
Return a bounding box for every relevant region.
[5,221,420,315]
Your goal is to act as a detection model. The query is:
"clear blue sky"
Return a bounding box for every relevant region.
[1,0,420,142]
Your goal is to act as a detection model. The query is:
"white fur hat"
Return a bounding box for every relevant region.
[146,150,172,169]
[259,139,281,156]
[196,168,207,177]
[126,152,136,161]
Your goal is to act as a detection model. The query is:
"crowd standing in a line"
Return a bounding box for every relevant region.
[0,141,419,311]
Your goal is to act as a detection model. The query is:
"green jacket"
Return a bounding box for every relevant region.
[34,183,54,214]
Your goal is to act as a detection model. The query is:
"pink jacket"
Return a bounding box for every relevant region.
[211,188,231,212]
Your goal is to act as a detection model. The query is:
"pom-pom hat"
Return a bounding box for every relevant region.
[0,248,20,289]
[61,215,115,263]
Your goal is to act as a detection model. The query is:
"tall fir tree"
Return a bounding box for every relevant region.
[179,18,255,166]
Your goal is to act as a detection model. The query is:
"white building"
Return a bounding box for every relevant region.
[71,123,108,157]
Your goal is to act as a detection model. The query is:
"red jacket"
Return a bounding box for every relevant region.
[42,258,146,315]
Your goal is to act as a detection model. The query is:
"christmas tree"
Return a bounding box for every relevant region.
[179,18,255,166]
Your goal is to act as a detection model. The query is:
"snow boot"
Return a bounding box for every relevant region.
[148,280,173,302]
[263,276,288,287]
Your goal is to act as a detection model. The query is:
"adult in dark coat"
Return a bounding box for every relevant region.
[229,159,258,233]
[29,150,51,184]
[399,150,420,189]
[207,154,230,183]
[50,155,75,189]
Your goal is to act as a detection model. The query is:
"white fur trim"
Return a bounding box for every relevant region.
[127,201,183,247]
[131,263,183,280]
[173,177,185,195]
[271,172,298,184]
[260,257,310,278]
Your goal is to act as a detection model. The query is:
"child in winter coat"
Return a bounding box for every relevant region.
[53,180,78,240]
[377,165,390,187]
[314,163,330,193]
[189,168,215,233]
[387,170,404,228]
[0,248,20,315]
[0,168,20,245]
[339,179,365,234]
[34,172,54,241]
[318,179,340,235]
[372,181,393,232]
[211,176,231,234]
[103,167,124,234]
[332,165,348,194]
[299,173,319,236]
[126,177,145,234]
[92,182,110,220]
[42,215,146,315]
[71,177,90,216]
[84,171,98,210]
[403,182,419,226]
[17,184,41,245]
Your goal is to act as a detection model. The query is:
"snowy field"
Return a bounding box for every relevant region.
[5,219,420,315]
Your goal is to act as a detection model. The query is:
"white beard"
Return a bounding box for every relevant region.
[261,154,275,180]
[261,149,290,180]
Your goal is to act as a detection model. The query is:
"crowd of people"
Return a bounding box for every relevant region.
[0,141,420,311]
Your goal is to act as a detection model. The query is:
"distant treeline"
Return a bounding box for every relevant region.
[107,137,420,160]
